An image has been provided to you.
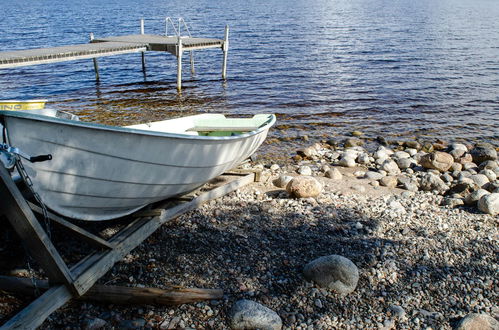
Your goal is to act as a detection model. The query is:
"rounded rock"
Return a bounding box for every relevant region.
[338,156,356,168]
[470,145,498,164]
[381,159,401,175]
[470,174,489,188]
[477,193,499,216]
[297,165,312,176]
[420,151,454,172]
[325,168,343,180]
[286,176,323,198]
[303,255,359,295]
[273,174,294,188]
[455,313,498,330]
[230,299,282,330]
[465,189,490,205]
[380,176,398,188]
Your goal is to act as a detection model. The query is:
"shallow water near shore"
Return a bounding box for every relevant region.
[0,0,497,153]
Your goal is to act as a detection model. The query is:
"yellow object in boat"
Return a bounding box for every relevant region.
[0,99,47,111]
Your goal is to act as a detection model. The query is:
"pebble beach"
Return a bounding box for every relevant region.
[1,136,497,329]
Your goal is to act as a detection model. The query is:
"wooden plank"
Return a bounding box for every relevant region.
[0,276,223,306]
[70,173,255,295]
[28,202,115,250]
[0,166,74,288]
[0,285,73,330]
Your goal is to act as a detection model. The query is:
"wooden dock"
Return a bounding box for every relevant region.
[0,18,229,90]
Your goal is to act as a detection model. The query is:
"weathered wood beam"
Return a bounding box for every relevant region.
[0,285,73,330]
[0,166,74,288]
[0,276,223,306]
[28,202,115,250]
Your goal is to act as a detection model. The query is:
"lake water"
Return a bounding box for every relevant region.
[0,0,498,154]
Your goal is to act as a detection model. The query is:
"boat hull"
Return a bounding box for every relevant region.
[1,112,275,221]
[0,99,47,111]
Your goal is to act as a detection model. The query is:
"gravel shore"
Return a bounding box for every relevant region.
[1,141,498,329]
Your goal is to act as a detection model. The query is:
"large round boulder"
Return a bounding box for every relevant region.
[230,300,282,330]
[478,193,499,216]
[286,176,322,198]
[420,151,454,172]
[303,255,359,295]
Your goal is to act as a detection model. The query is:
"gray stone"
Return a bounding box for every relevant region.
[286,176,322,198]
[465,189,490,205]
[442,197,464,208]
[325,168,343,180]
[230,299,282,330]
[393,151,410,159]
[484,181,499,193]
[448,143,468,160]
[338,156,356,168]
[388,305,406,319]
[480,169,497,182]
[380,176,398,188]
[381,159,401,175]
[420,151,454,172]
[419,173,448,194]
[478,193,499,216]
[403,141,421,149]
[470,145,498,164]
[84,318,107,330]
[455,313,499,330]
[303,255,359,295]
[396,158,414,170]
[463,162,478,171]
[365,171,384,180]
[398,176,419,191]
[298,165,312,176]
[273,175,294,188]
[374,147,393,160]
[470,174,490,188]
[344,138,363,148]
[441,173,454,183]
[297,146,318,159]
[357,153,371,165]
[479,160,498,171]
[450,162,463,172]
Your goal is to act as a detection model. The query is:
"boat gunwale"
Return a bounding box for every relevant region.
[0,111,276,141]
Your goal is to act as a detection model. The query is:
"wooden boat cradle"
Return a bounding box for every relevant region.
[0,164,260,329]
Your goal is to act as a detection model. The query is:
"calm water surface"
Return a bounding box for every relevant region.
[0,0,498,154]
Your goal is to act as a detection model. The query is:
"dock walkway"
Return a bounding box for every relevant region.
[0,19,229,89]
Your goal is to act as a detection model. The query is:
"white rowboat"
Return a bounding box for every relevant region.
[0,111,275,221]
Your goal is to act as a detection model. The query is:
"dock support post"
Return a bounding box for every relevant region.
[140,18,146,75]
[190,51,195,75]
[222,25,229,80]
[89,33,100,82]
[177,36,183,90]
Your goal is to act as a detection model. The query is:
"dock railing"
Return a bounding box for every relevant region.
[165,17,192,38]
